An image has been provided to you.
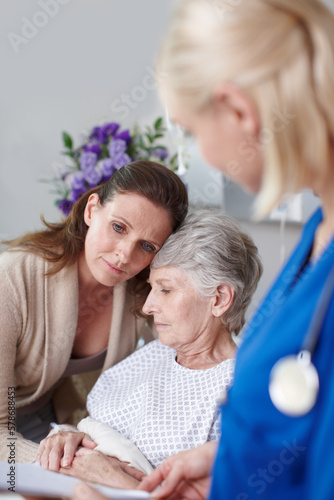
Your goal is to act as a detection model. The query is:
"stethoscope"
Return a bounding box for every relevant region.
[269,264,334,417]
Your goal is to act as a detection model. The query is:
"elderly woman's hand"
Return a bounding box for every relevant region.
[137,442,217,500]
[59,447,146,489]
[72,483,109,500]
[37,430,97,471]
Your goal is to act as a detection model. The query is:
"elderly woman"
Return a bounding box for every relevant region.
[37,210,262,489]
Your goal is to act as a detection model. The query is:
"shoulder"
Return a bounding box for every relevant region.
[217,357,235,371]
[0,249,77,293]
[0,250,47,289]
[97,341,171,385]
[303,207,322,235]
[137,339,174,358]
[119,340,174,368]
[0,249,46,271]
[215,357,235,383]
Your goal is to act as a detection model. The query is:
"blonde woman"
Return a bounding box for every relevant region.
[135,1,334,499]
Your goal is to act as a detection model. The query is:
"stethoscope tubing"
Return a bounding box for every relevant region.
[301,263,334,354]
[269,260,334,416]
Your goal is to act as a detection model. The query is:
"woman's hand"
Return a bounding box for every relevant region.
[137,442,217,500]
[72,483,108,500]
[59,447,146,489]
[37,430,97,471]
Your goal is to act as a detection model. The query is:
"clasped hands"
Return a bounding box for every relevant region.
[36,430,146,490]
[37,430,216,499]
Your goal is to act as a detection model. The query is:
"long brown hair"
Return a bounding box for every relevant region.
[5,160,188,315]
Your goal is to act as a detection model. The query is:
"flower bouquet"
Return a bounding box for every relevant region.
[50,117,178,216]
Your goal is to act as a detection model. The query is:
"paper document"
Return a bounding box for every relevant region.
[0,461,151,499]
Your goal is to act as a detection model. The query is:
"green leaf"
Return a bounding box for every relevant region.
[154,117,163,130]
[145,133,154,144]
[99,144,109,158]
[138,136,146,149]
[153,133,164,140]
[61,151,76,159]
[62,131,73,149]
[169,153,178,171]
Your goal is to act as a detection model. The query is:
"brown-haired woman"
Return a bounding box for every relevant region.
[0,160,188,463]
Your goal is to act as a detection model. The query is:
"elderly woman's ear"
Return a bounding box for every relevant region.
[211,285,235,318]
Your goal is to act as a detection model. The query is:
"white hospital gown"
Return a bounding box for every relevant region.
[87,340,235,468]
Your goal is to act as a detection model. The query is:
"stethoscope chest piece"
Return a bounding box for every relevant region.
[269,350,319,417]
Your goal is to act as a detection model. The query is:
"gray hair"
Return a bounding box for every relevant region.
[151,210,263,334]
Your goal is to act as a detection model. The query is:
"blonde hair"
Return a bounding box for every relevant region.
[158,0,334,216]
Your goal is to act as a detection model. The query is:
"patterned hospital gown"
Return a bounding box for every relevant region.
[87,340,235,468]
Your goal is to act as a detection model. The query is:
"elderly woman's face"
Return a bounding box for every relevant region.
[143,266,214,350]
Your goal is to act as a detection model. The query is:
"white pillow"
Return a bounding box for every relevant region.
[77,417,153,475]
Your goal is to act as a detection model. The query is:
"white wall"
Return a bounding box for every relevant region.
[239,220,302,319]
[0,0,177,239]
[1,0,223,241]
[323,0,334,10]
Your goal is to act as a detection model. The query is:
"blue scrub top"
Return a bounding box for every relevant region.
[210,208,334,500]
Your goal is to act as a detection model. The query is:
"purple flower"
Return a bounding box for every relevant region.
[108,139,127,158]
[83,143,102,156]
[79,151,98,171]
[71,187,87,203]
[83,166,103,186]
[89,126,107,144]
[54,117,171,218]
[58,199,73,216]
[114,129,131,144]
[72,171,85,190]
[102,122,120,137]
[108,138,131,170]
[113,153,131,169]
[151,148,168,160]
[100,158,116,178]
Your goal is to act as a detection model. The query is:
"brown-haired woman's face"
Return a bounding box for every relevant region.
[83,192,173,287]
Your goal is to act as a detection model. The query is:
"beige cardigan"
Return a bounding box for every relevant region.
[0,250,153,463]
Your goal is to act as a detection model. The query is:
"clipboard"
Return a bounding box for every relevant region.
[0,462,151,499]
